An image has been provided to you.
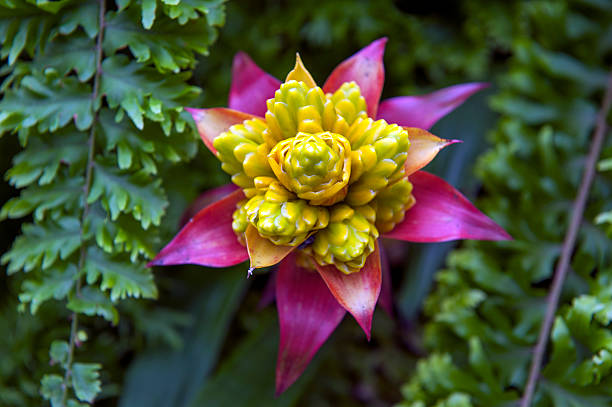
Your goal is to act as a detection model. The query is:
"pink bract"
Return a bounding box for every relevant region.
[151,38,511,395]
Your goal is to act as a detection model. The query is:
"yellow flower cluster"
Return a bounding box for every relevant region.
[213,64,415,273]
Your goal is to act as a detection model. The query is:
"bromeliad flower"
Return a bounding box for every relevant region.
[150,38,511,394]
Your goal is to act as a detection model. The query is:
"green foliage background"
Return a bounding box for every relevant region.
[1,0,611,406]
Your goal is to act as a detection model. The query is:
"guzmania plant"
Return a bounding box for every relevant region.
[150,38,511,393]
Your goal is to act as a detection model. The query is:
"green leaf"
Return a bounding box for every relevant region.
[25,0,72,13]
[71,362,101,403]
[49,340,70,368]
[105,8,216,72]
[0,72,93,133]
[30,34,96,81]
[141,0,156,29]
[57,1,98,37]
[67,286,119,324]
[90,205,157,261]
[1,217,81,273]
[84,247,157,301]
[467,337,497,390]
[19,263,77,313]
[100,55,199,131]
[40,374,63,407]
[401,1,612,405]
[543,317,576,381]
[116,0,131,10]
[0,4,57,63]
[190,312,317,407]
[119,270,247,407]
[122,303,192,349]
[1,176,83,221]
[162,0,227,26]
[88,159,168,229]
[4,128,87,188]
[527,42,609,91]
[98,109,196,171]
[598,158,612,172]
[540,380,612,407]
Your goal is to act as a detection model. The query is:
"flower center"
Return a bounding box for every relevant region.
[289,135,339,181]
[268,131,352,206]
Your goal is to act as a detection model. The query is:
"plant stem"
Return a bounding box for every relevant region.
[60,0,106,405]
[519,72,612,407]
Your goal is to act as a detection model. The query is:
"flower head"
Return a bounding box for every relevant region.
[150,38,511,395]
[211,54,416,275]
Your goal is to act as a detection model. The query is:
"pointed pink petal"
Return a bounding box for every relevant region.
[185,107,256,154]
[179,184,239,227]
[149,189,248,268]
[323,38,387,118]
[379,244,393,317]
[377,82,489,130]
[229,52,281,117]
[276,254,345,395]
[385,171,511,242]
[315,242,382,339]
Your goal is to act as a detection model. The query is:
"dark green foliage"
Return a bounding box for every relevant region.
[399,1,612,406]
[4,0,611,405]
[0,0,225,405]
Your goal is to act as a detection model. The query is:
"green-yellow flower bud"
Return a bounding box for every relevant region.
[371,178,415,233]
[268,131,352,206]
[309,204,379,274]
[232,199,249,235]
[244,191,329,246]
[213,118,273,197]
[330,82,368,127]
[345,118,410,206]
[232,199,249,245]
[263,80,328,147]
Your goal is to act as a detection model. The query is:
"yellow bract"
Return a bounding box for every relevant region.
[371,178,416,233]
[308,204,379,274]
[244,187,329,246]
[216,55,414,273]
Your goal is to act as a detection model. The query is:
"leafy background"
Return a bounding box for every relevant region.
[1,0,611,406]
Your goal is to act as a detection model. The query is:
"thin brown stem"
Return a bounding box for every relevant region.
[520,72,612,407]
[60,0,106,405]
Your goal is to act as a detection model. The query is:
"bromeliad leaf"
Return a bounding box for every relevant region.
[88,160,168,229]
[71,362,102,403]
[1,217,81,273]
[84,247,157,302]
